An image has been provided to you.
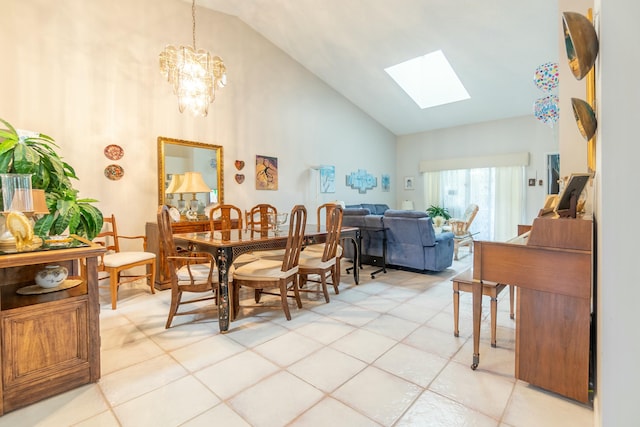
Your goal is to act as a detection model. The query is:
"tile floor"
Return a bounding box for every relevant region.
[0,253,594,426]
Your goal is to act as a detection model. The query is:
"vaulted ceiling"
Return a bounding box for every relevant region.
[196,0,559,136]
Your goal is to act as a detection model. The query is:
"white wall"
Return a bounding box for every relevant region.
[595,1,640,425]
[396,115,557,223]
[0,0,395,237]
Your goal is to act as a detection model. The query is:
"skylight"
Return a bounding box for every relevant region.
[385,50,470,109]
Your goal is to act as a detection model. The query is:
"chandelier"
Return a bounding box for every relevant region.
[159,0,227,117]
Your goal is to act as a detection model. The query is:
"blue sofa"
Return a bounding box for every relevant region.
[342,207,455,272]
[345,203,390,215]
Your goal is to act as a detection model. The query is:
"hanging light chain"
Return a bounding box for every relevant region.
[191,0,197,49]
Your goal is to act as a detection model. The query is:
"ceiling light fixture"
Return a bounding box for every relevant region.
[159,0,227,117]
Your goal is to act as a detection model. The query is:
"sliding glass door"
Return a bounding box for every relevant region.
[424,166,524,241]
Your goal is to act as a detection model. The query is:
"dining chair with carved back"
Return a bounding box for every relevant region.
[304,202,344,285]
[231,205,307,320]
[209,204,244,241]
[158,205,218,328]
[245,203,277,237]
[94,214,156,309]
[298,204,343,301]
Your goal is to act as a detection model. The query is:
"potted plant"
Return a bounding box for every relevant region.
[426,205,451,221]
[0,118,103,240]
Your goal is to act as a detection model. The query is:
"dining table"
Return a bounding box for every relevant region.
[173,225,360,332]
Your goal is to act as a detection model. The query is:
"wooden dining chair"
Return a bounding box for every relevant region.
[305,202,344,281]
[209,204,244,241]
[158,205,218,328]
[298,204,343,301]
[245,203,277,237]
[232,205,307,320]
[95,214,156,309]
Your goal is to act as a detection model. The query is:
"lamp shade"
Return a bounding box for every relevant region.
[165,174,184,193]
[176,171,211,193]
[401,200,415,210]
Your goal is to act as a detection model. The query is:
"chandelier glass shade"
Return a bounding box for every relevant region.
[159,0,226,117]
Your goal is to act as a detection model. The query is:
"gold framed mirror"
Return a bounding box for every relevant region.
[157,137,223,216]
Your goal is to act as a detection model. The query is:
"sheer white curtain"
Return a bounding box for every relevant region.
[424,171,440,209]
[493,166,525,241]
[423,166,524,241]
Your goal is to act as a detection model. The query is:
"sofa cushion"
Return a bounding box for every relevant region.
[373,204,390,215]
[384,209,428,219]
[344,207,371,215]
[345,203,389,215]
[361,203,376,214]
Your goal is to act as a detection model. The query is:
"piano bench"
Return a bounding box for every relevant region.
[452,268,515,347]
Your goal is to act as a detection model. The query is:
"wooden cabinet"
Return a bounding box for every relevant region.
[146,220,211,290]
[0,243,104,415]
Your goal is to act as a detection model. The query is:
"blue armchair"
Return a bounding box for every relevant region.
[383,210,454,272]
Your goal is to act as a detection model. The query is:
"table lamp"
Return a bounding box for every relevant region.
[176,171,211,220]
[165,173,185,211]
[401,200,415,210]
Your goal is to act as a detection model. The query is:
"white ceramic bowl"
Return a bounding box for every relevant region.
[35,265,68,289]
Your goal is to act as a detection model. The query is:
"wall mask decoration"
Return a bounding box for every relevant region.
[562,11,599,80]
[571,98,597,141]
[346,169,377,194]
[256,155,278,190]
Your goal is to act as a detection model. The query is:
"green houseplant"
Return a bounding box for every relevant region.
[426,205,451,221]
[0,118,103,240]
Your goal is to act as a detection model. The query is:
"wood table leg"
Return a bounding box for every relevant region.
[453,284,460,337]
[216,247,231,333]
[509,284,515,319]
[490,296,497,347]
[471,279,482,370]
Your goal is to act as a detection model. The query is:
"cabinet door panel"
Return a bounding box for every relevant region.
[2,298,89,389]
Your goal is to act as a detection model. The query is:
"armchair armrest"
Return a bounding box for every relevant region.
[448,220,468,236]
[167,251,216,282]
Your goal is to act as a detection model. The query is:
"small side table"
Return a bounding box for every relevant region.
[451,268,514,347]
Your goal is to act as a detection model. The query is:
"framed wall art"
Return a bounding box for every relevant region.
[256,155,278,190]
[404,176,415,190]
[381,174,390,192]
[320,165,336,193]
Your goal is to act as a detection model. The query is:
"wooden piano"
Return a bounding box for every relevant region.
[471,214,593,403]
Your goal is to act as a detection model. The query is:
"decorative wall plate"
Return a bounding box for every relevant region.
[235,174,245,184]
[104,144,124,160]
[235,160,245,170]
[169,207,181,222]
[104,164,124,180]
